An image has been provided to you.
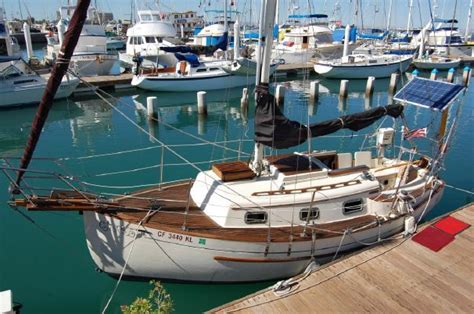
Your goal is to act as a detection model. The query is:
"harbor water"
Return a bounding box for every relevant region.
[0,70,472,313]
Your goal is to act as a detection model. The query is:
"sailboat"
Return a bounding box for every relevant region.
[314,25,412,79]
[1,0,467,283]
[132,11,274,92]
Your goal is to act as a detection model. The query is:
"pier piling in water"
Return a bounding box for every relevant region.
[275,85,285,106]
[23,23,33,62]
[197,91,207,115]
[240,88,249,110]
[463,67,471,87]
[412,69,419,78]
[309,81,319,102]
[365,76,375,97]
[146,96,157,120]
[339,80,349,99]
[388,73,399,95]
[446,68,455,83]
[430,68,439,80]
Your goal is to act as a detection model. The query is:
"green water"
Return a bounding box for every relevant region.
[0,72,472,313]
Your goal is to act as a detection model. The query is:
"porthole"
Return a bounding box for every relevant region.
[300,207,319,221]
[244,211,268,224]
[343,199,364,214]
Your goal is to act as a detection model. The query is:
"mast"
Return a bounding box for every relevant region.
[252,0,277,172]
[224,0,228,59]
[466,0,473,39]
[13,0,92,188]
[254,0,266,87]
[386,0,393,31]
[407,0,414,34]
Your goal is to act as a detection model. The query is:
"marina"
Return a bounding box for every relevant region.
[0,0,473,313]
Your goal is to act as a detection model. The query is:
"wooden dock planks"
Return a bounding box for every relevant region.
[210,204,474,313]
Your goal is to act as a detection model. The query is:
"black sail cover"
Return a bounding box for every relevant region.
[254,85,404,149]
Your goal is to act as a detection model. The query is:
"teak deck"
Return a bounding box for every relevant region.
[111,181,379,242]
[209,203,474,313]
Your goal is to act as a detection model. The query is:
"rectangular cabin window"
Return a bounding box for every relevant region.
[196,68,207,72]
[0,38,7,55]
[303,36,309,44]
[343,199,364,214]
[245,212,267,224]
[209,68,220,71]
[136,37,143,45]
[299,208,319,221]
[145,36,156,43]
[156,37,163,43]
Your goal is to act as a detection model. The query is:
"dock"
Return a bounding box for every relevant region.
[210,204,474,313]
[74,73,135,95]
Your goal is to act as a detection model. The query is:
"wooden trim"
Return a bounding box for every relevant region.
[328,165,369,177]
[252,180,362,196]
[214,255,311,263]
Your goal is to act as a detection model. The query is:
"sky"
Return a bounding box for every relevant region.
[2,0,472,32]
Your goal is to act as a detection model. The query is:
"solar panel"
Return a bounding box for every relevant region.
[393,77,465,111]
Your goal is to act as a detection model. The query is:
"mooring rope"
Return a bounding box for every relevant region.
[101,209,156,314]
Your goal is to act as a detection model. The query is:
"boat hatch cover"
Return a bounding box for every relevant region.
[394,77,464,111]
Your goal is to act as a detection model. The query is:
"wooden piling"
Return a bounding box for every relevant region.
[275,85,285,106]
[365,76,375,97]
[388,73,399,95]
[197,91,207,115]
[339,80,349,98]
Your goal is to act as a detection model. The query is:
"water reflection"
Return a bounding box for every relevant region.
[0,103,83,156]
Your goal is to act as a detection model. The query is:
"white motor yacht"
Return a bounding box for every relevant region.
[0,56,79,108]
[412,18,473,57]
[119,10,179,71]
[45,6,117,77]
[0,9,20,57]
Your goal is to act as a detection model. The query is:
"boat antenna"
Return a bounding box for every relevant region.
[12,0,92,192]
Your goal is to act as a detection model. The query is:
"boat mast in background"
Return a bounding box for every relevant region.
[466,0,473,39]
[13,0,91,188]
[386,0,393,31]
[407,0,414,33]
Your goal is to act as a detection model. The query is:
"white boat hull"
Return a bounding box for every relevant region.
[314,56,413,79]
[132,73,255,92]
[0,76,79,108]
[413,59,461,70]
[83,187,443,282]
[71,54,117,77]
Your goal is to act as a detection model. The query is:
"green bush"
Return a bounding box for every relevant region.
[121,280,173,314]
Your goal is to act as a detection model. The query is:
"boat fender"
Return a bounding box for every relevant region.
[404,216,416,236]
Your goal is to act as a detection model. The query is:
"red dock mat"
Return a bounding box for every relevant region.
[412,226,455,252]
[433,216,471,236]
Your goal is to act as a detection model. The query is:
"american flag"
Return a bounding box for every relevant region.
[404,127,427,140]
